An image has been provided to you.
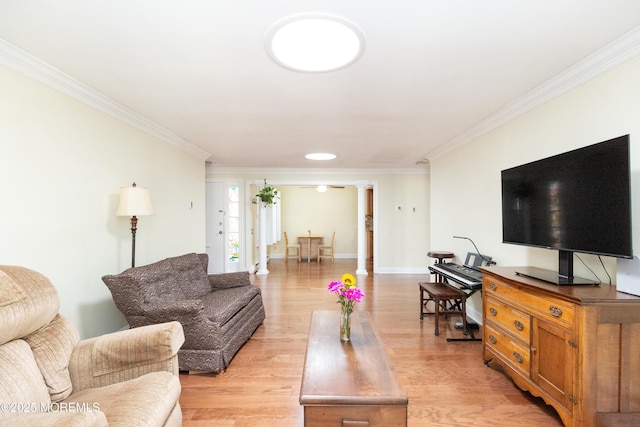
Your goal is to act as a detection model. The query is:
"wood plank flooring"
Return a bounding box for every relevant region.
[179,259,564,427]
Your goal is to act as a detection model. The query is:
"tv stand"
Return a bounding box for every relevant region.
[516,250,599,286]
[481,266,640,427]
[515,267,599,286]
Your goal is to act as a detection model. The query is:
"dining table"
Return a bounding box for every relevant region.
[297,234,324,262]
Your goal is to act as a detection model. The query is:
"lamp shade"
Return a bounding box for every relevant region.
[116,183,154,217]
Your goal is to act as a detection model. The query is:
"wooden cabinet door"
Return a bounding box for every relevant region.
[531,317,576,409]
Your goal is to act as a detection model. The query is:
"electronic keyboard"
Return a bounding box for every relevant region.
[429,263,483,290]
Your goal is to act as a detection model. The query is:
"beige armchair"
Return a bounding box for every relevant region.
[0,265,185,426]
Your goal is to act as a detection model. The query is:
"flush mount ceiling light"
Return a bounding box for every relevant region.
[305,153,337,160]
[266,13,365,73]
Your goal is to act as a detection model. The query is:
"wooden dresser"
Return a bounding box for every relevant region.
[480,267,640,427]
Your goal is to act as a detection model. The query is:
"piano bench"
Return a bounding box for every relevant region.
[419,282,468,336]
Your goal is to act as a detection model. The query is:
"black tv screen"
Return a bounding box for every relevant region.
[501,135,633,284]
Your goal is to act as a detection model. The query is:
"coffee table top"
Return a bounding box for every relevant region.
[299,310,407,406]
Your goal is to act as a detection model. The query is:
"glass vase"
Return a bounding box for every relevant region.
[340,308,352,342]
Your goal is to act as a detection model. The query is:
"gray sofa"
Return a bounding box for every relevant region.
[102,253,265,373]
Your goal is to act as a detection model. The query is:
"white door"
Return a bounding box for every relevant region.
[205,181,225,273]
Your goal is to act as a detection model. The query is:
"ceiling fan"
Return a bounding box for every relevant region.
[299,185,345,192]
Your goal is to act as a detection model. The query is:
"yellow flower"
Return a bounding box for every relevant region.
[342,273,356,288]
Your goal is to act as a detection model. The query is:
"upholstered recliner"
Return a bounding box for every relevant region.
[102,253,265,373]
[0,265,185,426]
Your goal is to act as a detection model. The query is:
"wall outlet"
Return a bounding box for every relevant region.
[617,255,640,297]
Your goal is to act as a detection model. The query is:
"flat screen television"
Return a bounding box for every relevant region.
[501,134,633,285]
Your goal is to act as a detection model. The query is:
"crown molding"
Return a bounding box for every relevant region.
[205,165,429,175]
[0,39,211,160]
[426,25,640,161]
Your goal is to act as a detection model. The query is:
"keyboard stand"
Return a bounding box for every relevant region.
[438,284,481,342]
[426,266,483,342]
[447,320,480,342]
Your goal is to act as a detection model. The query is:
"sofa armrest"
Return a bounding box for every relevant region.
[142,299,204,323]
[68,321,184,392]
[208,271,252,289]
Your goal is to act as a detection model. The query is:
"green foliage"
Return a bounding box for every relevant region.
[255,183,279,206]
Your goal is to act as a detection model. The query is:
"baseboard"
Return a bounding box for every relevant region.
[270,254,357,260]
[375,267,430,274]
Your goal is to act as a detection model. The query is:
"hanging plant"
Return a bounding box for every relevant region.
[255,180,279,206]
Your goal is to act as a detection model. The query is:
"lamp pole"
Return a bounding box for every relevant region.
[130,215,139,267]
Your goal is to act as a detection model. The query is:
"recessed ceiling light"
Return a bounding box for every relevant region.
[266,13,365,73]
[305,153,337,161]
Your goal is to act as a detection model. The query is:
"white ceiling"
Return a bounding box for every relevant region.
[1,1,640,170]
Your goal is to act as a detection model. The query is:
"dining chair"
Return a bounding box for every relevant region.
[284,231,301,262]
[317,231,335,262]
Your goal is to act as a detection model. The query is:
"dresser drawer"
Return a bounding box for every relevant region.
[484,277,575,329]
[484,323,531,377]
[485,296,531,343]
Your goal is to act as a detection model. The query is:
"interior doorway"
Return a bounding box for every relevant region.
[247,180,376,275]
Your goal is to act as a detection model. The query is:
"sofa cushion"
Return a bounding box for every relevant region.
[200,285,260,325]
[64,371,181,427]
[0,266,59,346]
[169,253,211,298]
[105,253,211,306]
[0,340,51,408]
[24,314,80,402]
[138,259,186,304]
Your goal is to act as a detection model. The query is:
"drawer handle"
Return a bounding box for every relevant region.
[513,351,524,364]
[489,335,497,344]
[514,320,524,331]
[549,306,563,317]
[489,307,498,316]
[489,283,497,291]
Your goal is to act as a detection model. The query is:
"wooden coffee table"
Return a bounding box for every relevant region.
[299,310,408,427]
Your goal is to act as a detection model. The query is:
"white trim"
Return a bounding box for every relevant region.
[0,39,211,161]
[206,165,429,175]
[375,267,430,274]
[425,25,640,160]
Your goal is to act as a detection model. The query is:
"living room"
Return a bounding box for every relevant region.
[1,3,640,426]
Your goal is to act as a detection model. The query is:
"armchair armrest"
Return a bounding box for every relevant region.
[208,271,252,289]
[69,321,184,392]
[3,410,107,426]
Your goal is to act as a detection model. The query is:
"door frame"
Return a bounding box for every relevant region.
[245,179,378,275]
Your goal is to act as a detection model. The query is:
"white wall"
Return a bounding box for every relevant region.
[0,65,206,338]
[207,169,431,273]
[275,186,358,258]
[430,56,640,321]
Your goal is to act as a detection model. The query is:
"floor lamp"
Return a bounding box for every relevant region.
[117,182,154,267]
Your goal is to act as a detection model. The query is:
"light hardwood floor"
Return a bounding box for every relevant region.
[179,259,564,427]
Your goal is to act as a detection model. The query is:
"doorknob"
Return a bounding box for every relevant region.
[218,231,223,234]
